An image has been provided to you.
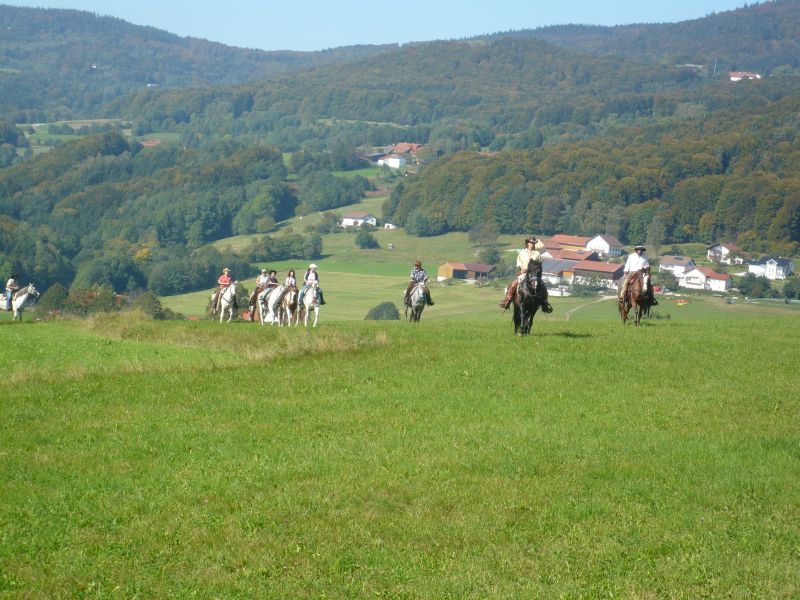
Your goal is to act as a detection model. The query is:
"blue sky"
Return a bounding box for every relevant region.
[6,0,751,51]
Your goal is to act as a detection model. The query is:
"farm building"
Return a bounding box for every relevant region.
[542,248,599,262]
[659,255,697,278]
[549,234,592,252]
[747,257,795,280]
[586,234,624,258]
[679,267,732,292]
[573,261,624,289]
[541,258,577,287]
[339,212,377,228]
[437,262,495,282]
[377,155,406,169]
[707,242,747,265]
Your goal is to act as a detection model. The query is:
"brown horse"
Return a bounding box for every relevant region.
[619,270,656,326]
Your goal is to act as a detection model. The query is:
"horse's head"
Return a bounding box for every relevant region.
[27,284,39,297]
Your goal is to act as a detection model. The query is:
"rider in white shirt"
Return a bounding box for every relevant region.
[5,273,19,311]
[619,245,650,302]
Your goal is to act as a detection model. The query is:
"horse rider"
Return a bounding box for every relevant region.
[5,273,19,311]
[262,269,279,301]
[298,263,326,305]
[500,237,545,309]
[618,245,650,303]
[404,260,434,307]
[285,269,297,289]
[213,267,233,312]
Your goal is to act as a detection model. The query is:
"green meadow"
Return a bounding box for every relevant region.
[1,312,798,597]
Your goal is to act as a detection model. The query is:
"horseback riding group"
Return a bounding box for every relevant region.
[211,264,325,326]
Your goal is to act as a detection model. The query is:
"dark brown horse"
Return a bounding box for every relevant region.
[512,260,545,335]
[619,269,656,326]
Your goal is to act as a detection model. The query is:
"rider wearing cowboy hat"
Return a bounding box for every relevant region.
[405,260,434,307]
[618,245,650,303]
[500,237,546,309]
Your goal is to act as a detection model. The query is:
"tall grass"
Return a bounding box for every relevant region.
[1,315,798,596]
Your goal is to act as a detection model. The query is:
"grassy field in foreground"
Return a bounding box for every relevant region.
[1,315,798,596]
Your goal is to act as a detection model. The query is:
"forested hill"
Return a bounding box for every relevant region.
[0,5,394,120]
[384,92,800,255]
[501,0,800,76]
[104,36,695,153]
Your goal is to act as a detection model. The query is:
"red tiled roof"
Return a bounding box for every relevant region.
[694,266,731,281]
[574,261,624,274]
[393,142,423,154]
[546,249,598,261]
[550,234,592,247]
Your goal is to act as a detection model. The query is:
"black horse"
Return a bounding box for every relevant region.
[512,260,547,335]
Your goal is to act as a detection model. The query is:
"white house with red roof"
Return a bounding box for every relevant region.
[659,255,697,278]
[573,261,625,289]
[679,267,732,292]
[586,234,624,258]
[707,243,747,265]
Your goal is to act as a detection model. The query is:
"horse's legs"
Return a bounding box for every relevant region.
[312,306,319,327]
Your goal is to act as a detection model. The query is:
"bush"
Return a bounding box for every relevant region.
[355,231,379,249]
[130,291,181,320]
[365,302,400,320]
[36,283,69,317]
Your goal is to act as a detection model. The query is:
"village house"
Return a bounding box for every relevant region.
[729,71,761,82]
[573,261,624,289]
[549,234,592,252]
[659,255,697,278]
[747,256,795,280]
[383,222,397,230]
[541,258,577,288]
[339,212,377,228]
[437,262,495,282]
[541,248,599,262]
[585,234,624,258]
[707,242,747,265]
[392,142,423,155]
[377,155,406,169]
[679,266,732,292]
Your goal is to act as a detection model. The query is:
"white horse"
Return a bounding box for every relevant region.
[9,284,39,321]
[259,285,285,326]
[299,281,320,327]
[405,282,427,322]
[213,281,238,323]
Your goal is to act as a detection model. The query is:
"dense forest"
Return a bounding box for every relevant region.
[0,1,799,295]
[384,94,800,255]
[501,0,800,76]
[0,132,340,294]
[0,5,394,120]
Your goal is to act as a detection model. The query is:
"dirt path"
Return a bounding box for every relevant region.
[563,295,616,321]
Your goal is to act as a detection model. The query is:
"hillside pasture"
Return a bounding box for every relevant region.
[1,314,798,596]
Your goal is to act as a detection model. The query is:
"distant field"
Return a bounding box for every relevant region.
[1,313,798,596]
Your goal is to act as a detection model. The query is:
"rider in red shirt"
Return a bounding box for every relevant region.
[213,268,232,312]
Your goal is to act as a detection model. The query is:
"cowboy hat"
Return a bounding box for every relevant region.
[524,237,538,246]
[309,263,317,269]
[414,260,422,267]
[634,245,646,251]
[222,268,231,273]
